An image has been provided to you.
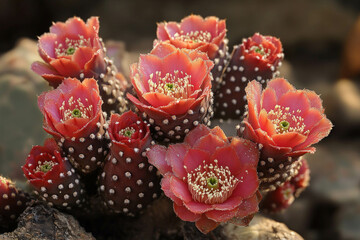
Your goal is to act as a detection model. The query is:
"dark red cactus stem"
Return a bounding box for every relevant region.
[211,39,230,92]
[135,91,214,144]
[0,176,30,230]
[99,111,161,216]
[214,34,283,120]
[97,38,130,115]
[252,141,303,192]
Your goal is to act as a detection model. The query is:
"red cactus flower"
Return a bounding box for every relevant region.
[214,33,283,119]
[22,138,84,208]
[156,15,228,91]
[0,176,29,230]
[31,17,106,88]
[38,78,107,173]
[127,42,214,143]
[261,158,310,212]
[99,111,160,216]
[239,78,332,191]
[156,14,226,59]
[147,124,261,234]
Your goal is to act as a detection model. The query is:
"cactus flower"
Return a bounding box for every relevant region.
[38,78,107,173]
[22,138,84,208]
[127,42,214,143]
[147,124,261,234]
[239,78,332,190]
[31,17,106,87]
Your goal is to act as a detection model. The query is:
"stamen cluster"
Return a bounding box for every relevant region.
[187,160,239,204]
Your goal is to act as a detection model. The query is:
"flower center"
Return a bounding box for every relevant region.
[71,108,82,118]
[148,70,194,99]
[173,30,212,43]
[55,35,91,57]
[267,105,309,135]
[66,47,75,55]
[250,44,271,58]
[119,127,136,138]
[207,177,219,189]
[279,120,289,132]
[60,96,92,122]
[35,161,57,173]
[187,160,239,204]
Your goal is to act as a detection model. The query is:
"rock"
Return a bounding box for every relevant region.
[181,215,303,240]
[0,38,49,180]
[0,204,95,240]
[221,215,303,240]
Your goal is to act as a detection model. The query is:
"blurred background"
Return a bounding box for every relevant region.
[0,0,359,239]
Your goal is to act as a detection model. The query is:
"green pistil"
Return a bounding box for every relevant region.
[165,83,175,91]
[119,127,136,138]
[124,130,133,138]
[66,46,75,55]
[279,120,290,132]
[40,163,52,173]
[207,177,219,189]
[71,108,82,118]
[254,47,265,55]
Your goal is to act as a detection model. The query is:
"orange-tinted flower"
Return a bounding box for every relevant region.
[32,17,106,87]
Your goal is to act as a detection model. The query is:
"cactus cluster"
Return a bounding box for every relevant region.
[1,14,332,235]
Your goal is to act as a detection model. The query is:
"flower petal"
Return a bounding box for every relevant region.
[230,138,259,168]
[50,58,81,77]
[272,132,307,148]
[211,145,242,175]
[293,117,333,151]
[267,78,295,100]
[161,174,182,206]
[233,168,259,200]
[193,133,227,153]
[245,80,262,129]
[278,91,311,114]
[173,203,201,222]
[147,145,171,175]
[170,176,193,203]
[258,109,277,136]
[195,215,220,234]
[205,207,239,223]
[184,124,211,145]
[168,144,189,179]
[184,200,213,214]
[183,149,211,173]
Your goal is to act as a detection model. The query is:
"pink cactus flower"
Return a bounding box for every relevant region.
[241,78,332,159]
[156,15,226,59]
[31,17,106,87]
[239,78,332,191]
[147,124,260,234]
[127,42,214,142]
[38,78,106,173]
